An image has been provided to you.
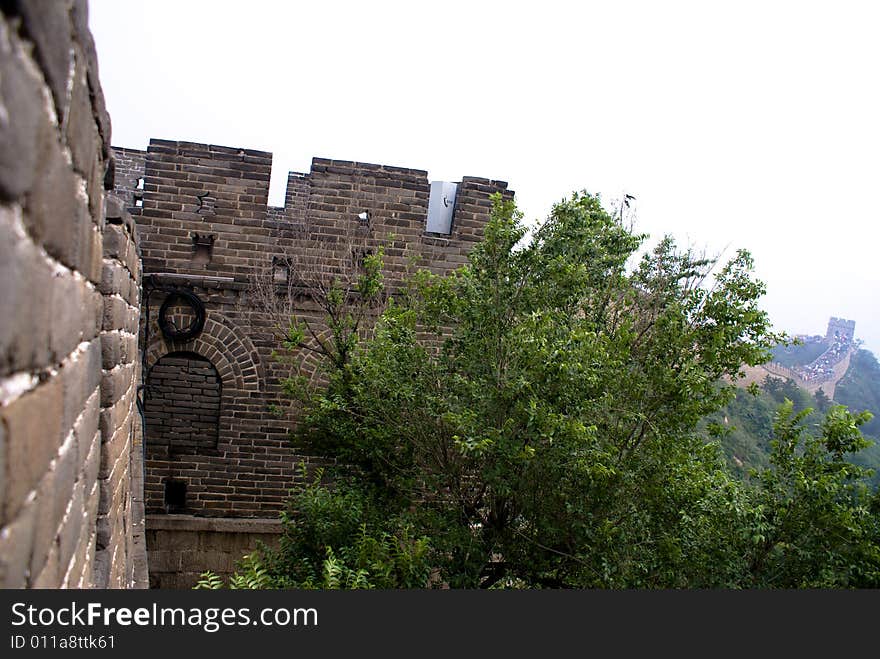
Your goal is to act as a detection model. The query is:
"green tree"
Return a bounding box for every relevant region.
[741,401,880,587]
[814,387,832,413]
[218,191,879,589]
[277,192,784,587]
[835,348,880,438]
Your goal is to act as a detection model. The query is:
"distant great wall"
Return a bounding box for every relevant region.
[737,317,859,398]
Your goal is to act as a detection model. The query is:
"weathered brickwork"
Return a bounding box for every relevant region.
[145,353,221,454]
[112,139,510,585]
[112,146,147,213]
[144,515,282,589]
[122,140,510,517]
[0,1,510,589]
[0,1,146,588]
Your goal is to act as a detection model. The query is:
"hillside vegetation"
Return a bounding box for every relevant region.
[711,347,880,487]
[835,349,880,438]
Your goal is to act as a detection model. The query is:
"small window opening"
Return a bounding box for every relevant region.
[192,233,215,265]
[134,197,143,208]
[136,177,145,190]
[164,479,187,513]
[272,256,289,284]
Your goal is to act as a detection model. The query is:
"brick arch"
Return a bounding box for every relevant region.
[145,310,263,393]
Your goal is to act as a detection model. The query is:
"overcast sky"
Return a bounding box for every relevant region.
[89,0,879,354]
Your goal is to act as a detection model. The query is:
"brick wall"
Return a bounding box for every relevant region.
[145,353,221,456]
[114,139,510,584]
[0,1,146,588]
[125,141,511,523]
[0,0,509,589]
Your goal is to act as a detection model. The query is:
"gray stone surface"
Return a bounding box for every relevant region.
[8,0,74,123]
[0,21,41,201]
[0,2,144,589]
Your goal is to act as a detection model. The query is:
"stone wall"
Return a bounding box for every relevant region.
[121,140,511,523]
[0,0,509,589]
[114,139,510,585]
[0,1,146,588]
[144,515,281,589]
[111,146,147,212]
[826,317,856,343]
[145,353,221,456]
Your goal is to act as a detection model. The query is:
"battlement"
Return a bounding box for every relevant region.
[115,139,512,285]
[826,317,856,343]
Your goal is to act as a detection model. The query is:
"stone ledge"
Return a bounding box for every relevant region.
[143,272,246,291]
[145,514,282,534]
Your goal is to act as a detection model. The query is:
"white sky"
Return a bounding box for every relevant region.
[89,0,879,354]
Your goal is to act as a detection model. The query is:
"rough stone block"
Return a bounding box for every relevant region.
[65,54,99,178]
[1,375,63,524]
[70,0,111,160]
[98,258,129,296]
[72,385,99,454]
[60,338,101,436]
[101,331,125,371]
[99,420,131,483]
[124,305,140,335]
[100,363,134,409]
[86,155,105,227]
[84,474,101,525]
[0,213,53,376]
[57,478,84,573]
[99,392,131,443]
[82,427,101,495]
[81,532,97,588]
[105,195,125,223]
[60,520,88,589]
[0,493,36,588]
[48,269,88,363]
[101,293,127,330]
[31,539,60,589]
[8,0,74,123]
[29,434,75,580]
[26,118,91,271]
[0,20,42,201]
[102,224,128,263]
[91,543,109,587]
[83,286,104,341]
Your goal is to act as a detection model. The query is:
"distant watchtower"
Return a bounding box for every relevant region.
[826,317,855,343]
